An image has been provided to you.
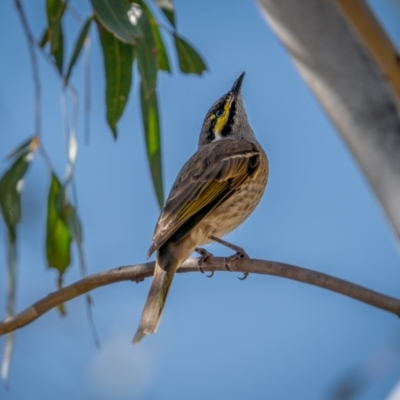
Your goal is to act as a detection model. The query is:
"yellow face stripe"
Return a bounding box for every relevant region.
[214,97,232,135]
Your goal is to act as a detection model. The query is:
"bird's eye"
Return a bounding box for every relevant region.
[215,109,223,117]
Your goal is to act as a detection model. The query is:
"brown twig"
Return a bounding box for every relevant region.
[14,0,41,136]
[14,0,54,173]
[0,257,400,336]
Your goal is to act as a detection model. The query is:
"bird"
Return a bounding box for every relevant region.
[133,72,269,344]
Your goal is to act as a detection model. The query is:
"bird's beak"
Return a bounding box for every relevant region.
[230,71,245,100]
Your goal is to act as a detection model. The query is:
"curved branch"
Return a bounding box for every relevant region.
[1,257,400,336]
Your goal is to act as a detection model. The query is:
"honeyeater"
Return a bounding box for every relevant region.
[134,72,269,343]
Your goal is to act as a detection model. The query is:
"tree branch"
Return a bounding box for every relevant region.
[1,257,400,336]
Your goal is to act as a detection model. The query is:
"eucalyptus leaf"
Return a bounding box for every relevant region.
[1,236,17,385]
[137,9,158,96]
[140,80,164,208]
[0,150,34,241]
[97,21,135,138]
[46,0,67,73]
[174,34,207,75]
[65,16,93,83]
[6,135,38,160]
[154,0,175,27]
[57,191,83,246]
[90,0,139,44]
[141,1,170,72]
[39,28,49,48]
[0,138,36,382]
[46,174,72,285]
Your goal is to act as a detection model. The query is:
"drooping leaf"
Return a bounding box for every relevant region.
[46,0,67,73]
[154,0,175,27]
[61,202,85,275]
[140,80,164,208]
[137,9,158,96]
[58,195,83,246]
[39,28,49,48]
[46,174,72,286]
[90,0,139,44]
[97,21,135,138]
[65,15,93,83]
[0,144,36,241]
[151,22,170,72]
[6,135,39,160]
[53,29,64,73]
[0,139,37,383]
[56,189,86,283]
[56,184,99,346]
[1,236,17,385]
[57,303,66,315]
[174,34,207,75]
[141,2,170,72]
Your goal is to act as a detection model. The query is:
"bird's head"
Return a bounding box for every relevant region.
[198,72,254,146]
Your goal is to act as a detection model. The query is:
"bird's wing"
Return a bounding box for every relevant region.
[148,139,261,256]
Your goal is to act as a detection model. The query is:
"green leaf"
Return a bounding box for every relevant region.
[46,174,72,284]
[0,138,36,383]
[56,186,98,343]
[174,34,207,75]
[140,80,164,208]
[97,21,135,138]
[7,135,39,160]
[57,192,83,246]
[59,198,87,276]
[1,236,17,385]
[90,0,139,44]
[57,303,66,315]
[151,22,170,72]
[141,2,170,72]
[58,191,86,279]
[154,0,175,27]
[137,10,158,96]
[53,29,64,73]
[65,16,93,83]
[0,148,35,241]
[46,0,67,73]
[39,28,49,48]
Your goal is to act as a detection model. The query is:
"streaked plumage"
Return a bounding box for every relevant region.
[133,72,268,344]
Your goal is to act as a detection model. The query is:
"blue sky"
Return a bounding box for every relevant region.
[1,0,400,399]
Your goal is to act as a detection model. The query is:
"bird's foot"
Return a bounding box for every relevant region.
[224,251,250,280]
[209,235,250,280]
[194,247,215,278]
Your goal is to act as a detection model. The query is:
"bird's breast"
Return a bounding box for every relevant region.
[199,156,268,244]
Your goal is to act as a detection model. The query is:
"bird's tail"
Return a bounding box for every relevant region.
[133,248,180,344]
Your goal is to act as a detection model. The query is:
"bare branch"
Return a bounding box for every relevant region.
[0,257,400,336]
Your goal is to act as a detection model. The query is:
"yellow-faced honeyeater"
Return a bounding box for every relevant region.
[134,72,269,343]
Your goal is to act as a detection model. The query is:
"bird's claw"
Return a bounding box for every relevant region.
[238,272,249,280]
[223,248,250,280]
[195,247,214,277]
